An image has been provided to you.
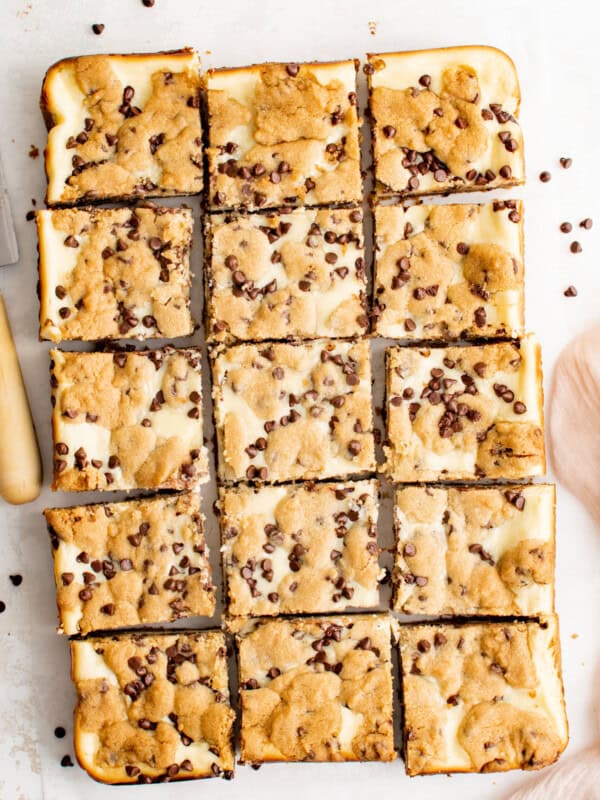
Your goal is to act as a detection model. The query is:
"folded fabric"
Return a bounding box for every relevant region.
[549,322,600,524]
[507,746,600,799]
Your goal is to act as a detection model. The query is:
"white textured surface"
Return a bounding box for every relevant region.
[0,0,599,798]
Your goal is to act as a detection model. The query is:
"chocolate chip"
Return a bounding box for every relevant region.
[539,171,551,183]
[513,401,527,414]
[382,125,396,138]
[418,74,431,87]
[403,542,416,557]
[454,117,468,129]
[499,165,512,179]
[474,307,486,328]
[508,210,520,223]
[60,755,74,767]
[54,726,66,739]
[286,64,300,77]
[9,575,22,587]
[63,236,79,248]
[559,157,572,169]
[560,222,572,233]
[417,639,431,653]
[580,218,593,230]
[456,242,469,255]
[142,0,155,6]
[570,241,582,253]
[348,440,361,456]
[434,632,447,647]
[91,23,104,34]
[564,285,578,297]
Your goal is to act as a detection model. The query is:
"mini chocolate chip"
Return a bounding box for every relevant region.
[382,125,396,138]
[559,157,572,169]
[60,755,74,767]
[456,242,469,255]
[513,401,527,414]
[9,574,22,587]
[580,218,593,230]
[560,222,572,233]
[539,171,551,182]
[91,23,104,35]
[564,285,578,297]
[570,241,582,253]
[286,63,299,77]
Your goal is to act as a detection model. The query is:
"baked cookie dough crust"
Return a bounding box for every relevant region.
[392,484,555,616]
[383,334,545,482]
[237,615,395,764]
[38,205,194,342]
[205,207,368,343]
[399,616,568,775]
[211,339,376,483]
[373,200,524,340]
[45,492,215,635]
[367,46,525,197]
[221,480,381,617]
[50,347,208,491]
[71,631,235,784]
[41,49,203,206]
[205,60,362,211]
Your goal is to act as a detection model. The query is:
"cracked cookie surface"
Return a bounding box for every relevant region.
[45,492,215,635]
[373,201,524,339]
[50,347,208,491]
[42,49,203,205]
[205,207,368,342]
[392,484,555,615]
[399,616,568,775]
[38,205,194,342]
[221,480,381,617]
[367,46,524,197]
[206,60,361,210]
[71,631,234,784]
[383,335,545,482]
[212,339,376,483]
[237,615,395,763]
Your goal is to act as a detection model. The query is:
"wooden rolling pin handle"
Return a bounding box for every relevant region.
[0,294,42,504]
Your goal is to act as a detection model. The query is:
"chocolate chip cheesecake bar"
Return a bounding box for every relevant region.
[392,484,555,616]
[236,615,395,764]
[366,46,525,197]
[398,616,568,775]
[38,205,194,342]
[220,480,381,617]
[44,492,215,635]
[211,339,376,483]
[50,347,208,491]
[373,200,524,340]
[205,60,362,211]
[70,630,235,783]
[41,49,203,206]
[383,335,545,482]
[205,207,368,343]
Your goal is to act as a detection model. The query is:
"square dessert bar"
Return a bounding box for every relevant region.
[205,207,368,343]
[50,347,208,491]
[383,335,545,482]
[237,615,395,764]
[41,49,203,206]
[38,205,194,342]
[71,630,235,784]
[367,46,525,197]
[373,200,524,340]
[44,492,215,635]
[211,339,376,483]
[392,484,555,616]
[398,616,568,775]
[221,480,381,617]
[205,60,362,210]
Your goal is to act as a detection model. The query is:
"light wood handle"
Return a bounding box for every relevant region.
[0,294,42,504]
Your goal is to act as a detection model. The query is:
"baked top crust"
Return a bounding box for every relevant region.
[71,630,235,783]
[211,339,376,483]
[50,347,208,491]
[38,205,194,342]
[221,480,381,617]
[392,484,555,615]
[41,49,203,205]
[373,200,524,339]
[205,207,368,343]
[399,616,568,775]
[367,46,525,196]
[205,60,362,210]
[45,492,215,635]
[236,614,395,763]
[383,334,545,481]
